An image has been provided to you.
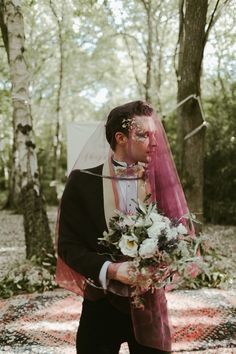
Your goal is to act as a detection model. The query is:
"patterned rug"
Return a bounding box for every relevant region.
[0,288,235,354]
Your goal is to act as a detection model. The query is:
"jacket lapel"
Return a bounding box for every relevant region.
[102,159,116,230]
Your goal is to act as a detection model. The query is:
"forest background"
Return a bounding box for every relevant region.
[0,0,235,268]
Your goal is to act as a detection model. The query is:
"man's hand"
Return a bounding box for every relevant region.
[107,262,137,285]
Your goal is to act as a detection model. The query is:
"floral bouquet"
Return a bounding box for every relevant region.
[99,199,206,307]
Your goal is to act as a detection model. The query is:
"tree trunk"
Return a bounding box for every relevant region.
[141,0,153,103]
[1,0,54,258]
[49,1,64,203]
[0,0,20,210]
[6,123,23,210]
[177,0,208,228]
[153,3,165,112]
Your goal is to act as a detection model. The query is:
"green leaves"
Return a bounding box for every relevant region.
[0,251,58,299]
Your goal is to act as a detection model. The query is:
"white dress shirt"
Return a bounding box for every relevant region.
[99,160,138,289]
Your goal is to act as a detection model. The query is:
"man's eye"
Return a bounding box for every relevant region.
[136,133,148,138]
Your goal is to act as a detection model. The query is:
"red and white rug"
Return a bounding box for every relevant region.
[0,288,235,353]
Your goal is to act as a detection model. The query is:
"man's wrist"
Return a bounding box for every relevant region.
[107,263,120,281]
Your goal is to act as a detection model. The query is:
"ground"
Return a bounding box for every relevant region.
[0,207,236,353]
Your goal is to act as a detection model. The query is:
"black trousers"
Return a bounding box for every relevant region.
[76,298,171,354]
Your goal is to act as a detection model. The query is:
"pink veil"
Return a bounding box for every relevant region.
[55,101,194,351]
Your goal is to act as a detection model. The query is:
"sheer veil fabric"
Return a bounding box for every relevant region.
[56,105,194,351]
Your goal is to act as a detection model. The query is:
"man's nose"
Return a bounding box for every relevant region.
[149,133,157,147]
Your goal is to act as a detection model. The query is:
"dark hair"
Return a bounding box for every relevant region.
[105,100,153,151]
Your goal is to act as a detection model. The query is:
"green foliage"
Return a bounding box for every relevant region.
[0,251,58,299]
[162,88,236,225]
[161,112,179,167]
[179,233,234,290]
[0,191,7,208]
[204,87,236,224]
[37,143,67,204]
[180,253,233,290]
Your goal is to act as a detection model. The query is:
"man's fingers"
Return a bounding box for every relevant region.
[116,262,137,285]
[108,261,137,285]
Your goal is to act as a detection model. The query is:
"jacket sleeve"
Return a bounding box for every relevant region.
[57,170,110,284]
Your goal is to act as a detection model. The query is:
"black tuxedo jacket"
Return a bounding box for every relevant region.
[58,165,111,285]
[58,164,132,311]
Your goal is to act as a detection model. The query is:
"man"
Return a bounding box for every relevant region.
[57,101,174,353]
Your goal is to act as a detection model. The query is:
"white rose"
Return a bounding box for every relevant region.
[119,234,138,257]
[177,223,188,235]
[147,221,166,238]
[139,238,158,259]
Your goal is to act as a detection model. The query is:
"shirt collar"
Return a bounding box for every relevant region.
[111,157,136,168]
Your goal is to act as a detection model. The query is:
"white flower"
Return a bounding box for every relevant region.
[147,221,166,239]
[166,227,178,240]
[119,234,138,257]
[139,238,158,259]
[149,211,163,223]
[163,216,171,225]
[177,223,188,235]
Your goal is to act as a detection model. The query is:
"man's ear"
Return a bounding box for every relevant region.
[114,132,128,146]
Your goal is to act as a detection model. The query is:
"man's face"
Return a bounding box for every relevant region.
[126,115,157,164]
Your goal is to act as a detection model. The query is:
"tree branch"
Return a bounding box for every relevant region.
[112,31,146,56]
[174,0,184,79]
[204,0,231,45]
[103,2,144,96]
[49,0,64,181]
[204,0,220,44]
[0,0,9,62]
[140,0,149,12]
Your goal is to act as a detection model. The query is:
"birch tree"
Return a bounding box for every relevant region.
[0,0,54,258]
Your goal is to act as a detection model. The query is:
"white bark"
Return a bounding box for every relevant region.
[2,0,54,257]
[6,0,39,192]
